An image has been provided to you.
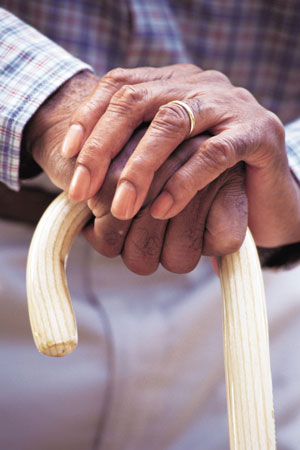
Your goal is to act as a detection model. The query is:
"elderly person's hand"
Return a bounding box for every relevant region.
[62,64,300,248]
[82,128,247,274]
[23,70,247,274]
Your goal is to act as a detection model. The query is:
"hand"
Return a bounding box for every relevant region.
[62,64,300,248]
[23,70,247,274]
[82,128,248,274]
[23,71,100,191]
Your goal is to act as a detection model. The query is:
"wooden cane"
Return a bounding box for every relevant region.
[219,229,276,449]
[26,191,276,448]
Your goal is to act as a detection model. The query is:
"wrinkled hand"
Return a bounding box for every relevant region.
[82,127,247,274]
[24,70,247,274]
[62,64,300,248]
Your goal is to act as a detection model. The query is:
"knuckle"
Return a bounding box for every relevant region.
[108,85,146,118]
[100,230,124,257]
[91,216,129,257]
[204,69,230,84]
[234,86,254,102]
[179,63,202,74]
[153,104,187,136]
[264,110,285,144]
[84,220,123,258]
[135,228,161,258]
[72,100,99,126]
[161,251,199,274]
[123,227,161,275]
[193,96,216,118]
[208,227,244,255]
[220,233,244,254]
[116,84,145,104]
[81,137,100,157]
[201,139,235,170]
[77,138,108,165]
[104,67,130,85]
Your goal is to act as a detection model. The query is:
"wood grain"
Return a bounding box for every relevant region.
[26,191,92,356]
[220,229,276,449]
[26,192,276,447]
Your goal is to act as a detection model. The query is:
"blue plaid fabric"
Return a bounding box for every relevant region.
[0,8,91,190]
[286,119,300,183]
[0,0,300,189]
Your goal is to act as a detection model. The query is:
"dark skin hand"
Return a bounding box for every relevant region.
[22,70,248,275]
[62,64,300,249]
[83,127,247,274]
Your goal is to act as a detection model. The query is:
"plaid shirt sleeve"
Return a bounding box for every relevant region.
[257,118,300,269]
[0,8,92,191]
[285,118,300,183]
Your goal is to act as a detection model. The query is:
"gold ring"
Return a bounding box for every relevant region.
[168,100,195,136]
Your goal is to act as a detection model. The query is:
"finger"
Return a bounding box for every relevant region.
[110,92,245,221]
[62,64,198,158]
[160,174,224,273]
[83,137,193,263]
[120,136,207,274]
[202,165,248,256]
[122,207,168,275]
[82,127,149,256]
[161,163,247,272]
[84,134,207,269]
[68,70,214,204]
[83,214,131,257]
[150,127,253,220]
[160,191,207,273]
[85,133,202,269]
[68,79,204,203]
[108,97,217,219]
[119,136,198,274]
[81,146,132,257]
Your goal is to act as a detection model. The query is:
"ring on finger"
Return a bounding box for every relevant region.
[168,100,195,137]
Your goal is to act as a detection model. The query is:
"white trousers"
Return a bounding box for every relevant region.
[0,218,300,450]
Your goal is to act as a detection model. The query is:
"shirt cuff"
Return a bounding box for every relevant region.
[0,8,93,191]
[258,243,300,270]
[285,117,300,183]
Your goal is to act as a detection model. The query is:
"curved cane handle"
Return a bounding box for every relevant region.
[26,191,276,447]
[26,191,92,356]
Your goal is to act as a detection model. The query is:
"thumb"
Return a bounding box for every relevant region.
[203,164,248,256]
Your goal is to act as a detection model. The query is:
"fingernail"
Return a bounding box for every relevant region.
[69,164,90,201]
[61,124,84,158]
[111,180,137,219]
[151,191,174,219]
